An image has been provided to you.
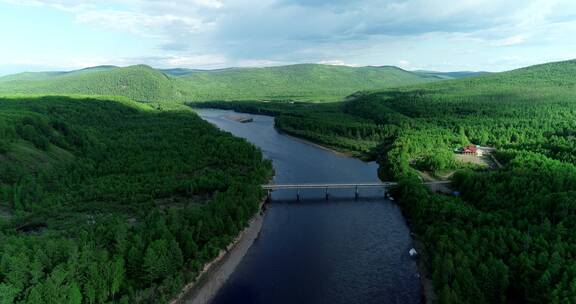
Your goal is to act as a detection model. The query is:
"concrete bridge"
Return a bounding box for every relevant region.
[262,181,451,200]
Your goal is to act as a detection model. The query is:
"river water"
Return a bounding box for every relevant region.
[198,109,421,304]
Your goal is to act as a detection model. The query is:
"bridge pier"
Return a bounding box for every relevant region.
[355,186,359,200]
[296,188,301,201]
[325,187,329,200]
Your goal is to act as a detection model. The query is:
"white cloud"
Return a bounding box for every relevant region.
[75,10,212,38]
[492,35,526,47]
[159,54,226,67]
[317,60,358,66]
[195,0,223,8]
[234,59,286,67]
[397,60,411,68]
[2,0,576,72]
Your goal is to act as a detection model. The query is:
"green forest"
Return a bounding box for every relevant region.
[0,96,272,303]
[197,59,576,303]
[0,64,437,106]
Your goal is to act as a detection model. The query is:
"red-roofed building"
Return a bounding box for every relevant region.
[462,144,478,155]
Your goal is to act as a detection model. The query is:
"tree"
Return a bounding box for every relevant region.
[0,283,20,304]
[65,282,82,304]
[143,240,171,282]
[109,257,125,299]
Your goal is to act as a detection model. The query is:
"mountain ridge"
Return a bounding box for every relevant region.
[0,63,440,104]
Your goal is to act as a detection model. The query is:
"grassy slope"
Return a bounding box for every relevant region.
[0,64,438,104]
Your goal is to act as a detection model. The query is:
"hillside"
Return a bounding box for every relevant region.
[0,65,179,105]
[0,95,272,303]
[0,64,438,104]
[176,64,439,101]
[197,59,576,303]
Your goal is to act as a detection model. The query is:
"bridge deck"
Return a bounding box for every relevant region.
[262,182,396,190]
[262,181,450,190]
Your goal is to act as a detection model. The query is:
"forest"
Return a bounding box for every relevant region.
[0,64,437,106]
[196,59,576,303]
[0,96,272,303]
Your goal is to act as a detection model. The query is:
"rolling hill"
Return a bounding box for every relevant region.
[0,65,178,104]
[175,64,440,101]
[0,63,439,105]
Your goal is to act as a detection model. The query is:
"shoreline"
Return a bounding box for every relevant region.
[198,108,357,158]
[278,131,355,158]
[412,235,435,303]
[171,199,267,304]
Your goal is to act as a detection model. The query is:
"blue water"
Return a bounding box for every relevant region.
[198,109,421,304]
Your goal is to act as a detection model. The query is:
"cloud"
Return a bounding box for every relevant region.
[398,60,411,68]
[2,0,576,72]
[493,35,526,47]
[75,9,212,38]
[317,60,357,66]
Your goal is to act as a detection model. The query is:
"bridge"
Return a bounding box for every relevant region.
[262,181,451,200]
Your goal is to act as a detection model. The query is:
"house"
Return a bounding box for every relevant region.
[462,144,478,155]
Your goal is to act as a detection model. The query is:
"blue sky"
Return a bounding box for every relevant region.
[1,0,575,75]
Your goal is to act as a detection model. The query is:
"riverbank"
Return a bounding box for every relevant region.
[412,236,435,303]
[279,131,355,157]
[171,199,267,304]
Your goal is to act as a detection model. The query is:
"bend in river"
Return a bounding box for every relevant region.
[197,109,421,304]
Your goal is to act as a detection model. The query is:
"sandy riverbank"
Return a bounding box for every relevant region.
[225,114,254,123]
[412,237,435,304]
[171,202,266,304]
[279,131,355,157]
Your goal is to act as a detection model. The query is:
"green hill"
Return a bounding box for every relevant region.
[0,71,67,83]
[176,64,439,101]
[0,63,438,105]
[0,95,272,303]
[409,59,576,90]
[357,59,576,123]
[0,66,119,83]
[0,65,178,104]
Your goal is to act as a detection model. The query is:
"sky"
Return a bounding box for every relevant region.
[1,0,576,75]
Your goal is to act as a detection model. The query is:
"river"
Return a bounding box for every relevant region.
[197,109,421,304]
